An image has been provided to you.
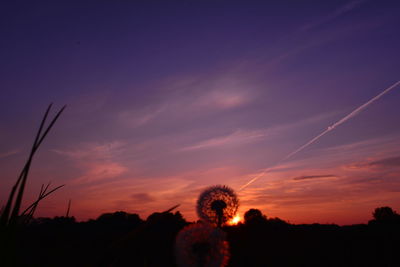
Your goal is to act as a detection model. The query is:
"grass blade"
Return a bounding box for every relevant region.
[20,184,65,217]
[1,104,53,225]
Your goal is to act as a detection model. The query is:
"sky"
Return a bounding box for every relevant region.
[1,0,400,225]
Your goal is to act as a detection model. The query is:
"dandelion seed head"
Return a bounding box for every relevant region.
[175,222,230,267]
[196,185,239,226]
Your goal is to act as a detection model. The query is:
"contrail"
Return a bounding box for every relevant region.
[239,80,400,191]
[284,80,400,160]
[239,167,275,191]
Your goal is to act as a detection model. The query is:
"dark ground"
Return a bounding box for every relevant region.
[5,210,400,267]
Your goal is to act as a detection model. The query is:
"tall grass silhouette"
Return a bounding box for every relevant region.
[0,104,66,265]
[0,103,66,226]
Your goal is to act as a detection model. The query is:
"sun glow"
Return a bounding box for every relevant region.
[228,215,241,225]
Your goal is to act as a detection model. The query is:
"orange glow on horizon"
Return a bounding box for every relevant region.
[228,214,241,225]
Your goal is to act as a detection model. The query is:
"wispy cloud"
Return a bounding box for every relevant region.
[293,174,337,181]
[71,165,248,220]
[117,75,254,129]
[250,0,376,75]
[237,162,400,224]
[52,141,125,160]
[118,106,166,128]
[182,111,337,152]
[0,149,19,159]
[233,132,400,223]
[53,141,128,184]
[72,162,127,184]
[346,155,400,171]
[181,129,267,151]
[73,176,197,220]
[196,88,251,110]
[368,156,400,168]
[130,193,155,203]
[300,0,367,31]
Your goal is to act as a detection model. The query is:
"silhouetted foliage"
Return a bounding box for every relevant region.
[374,206,398,220]
[96,210,187,267]
[266,217,290,229]
[96,211,142,228]
[373,206,396,220]
[7,207,400,267]
[244,208,266,225]
[369,206,400,225]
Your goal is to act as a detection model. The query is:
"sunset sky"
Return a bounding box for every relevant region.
[1,0,400,225]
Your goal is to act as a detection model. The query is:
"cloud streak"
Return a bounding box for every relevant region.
[181,129,267,151]
[52,141,126,160]
[0,149,19,158]
[236,157,400,224]
[293,174,336,181]
[182,111,337,153]
[72,162,128,184]
[53,141,128,184]
[368,156,400,168]
[300,0,367,31]
[117,76,254,129]
[347,155,400,170]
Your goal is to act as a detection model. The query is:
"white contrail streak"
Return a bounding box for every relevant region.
[239,167,275,191]
[239,80,400,191]
[284,80,400,160]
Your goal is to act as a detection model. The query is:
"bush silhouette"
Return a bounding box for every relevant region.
[370,206,400,224]
[96,211,142,228]
[244,209,266,225]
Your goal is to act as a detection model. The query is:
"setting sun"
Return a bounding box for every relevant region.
[228,215,241,225]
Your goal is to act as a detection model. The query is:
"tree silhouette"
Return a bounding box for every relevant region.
[96,211,142,228]
[371,206,400,224]
[244,209,266,225]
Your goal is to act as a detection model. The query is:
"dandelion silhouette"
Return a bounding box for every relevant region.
[197,185,239,227]
[175,222,230,267]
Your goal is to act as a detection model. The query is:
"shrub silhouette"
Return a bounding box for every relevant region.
[99,210,187,266]
[244,209,266,225]
[370,206,400,224]
[373,207,396,220]
[96,211,142,228]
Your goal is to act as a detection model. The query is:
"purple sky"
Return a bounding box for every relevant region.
[1,0,400,225]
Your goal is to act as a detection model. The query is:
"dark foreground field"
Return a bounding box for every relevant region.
[6,210,400,267]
